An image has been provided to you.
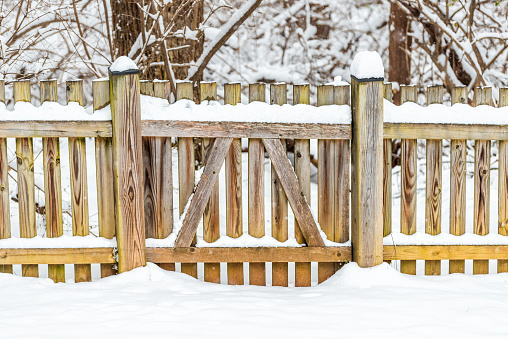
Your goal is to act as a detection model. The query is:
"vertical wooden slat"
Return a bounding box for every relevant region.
[66,80,91,282]
[498,88,508,273]
[41,80,65,282]
[317,84,336,283]
[151,80,174,272]
[224,83,244,285]
[0,80,11,274]
[177,81,197,278]
[109,62,146,273]
[333,85,350,244]
[93,79,117,278]
[14,80,38,278]
[200,82,220,283]
[400,85,417,275]
[140,80,154,97]
[425,85,443,275]
[269,83,289,287]
[473,87,492,275]
[293,84,311,287]
[383,83,393,239]
[248,83,266,286]
[449,86,467,274]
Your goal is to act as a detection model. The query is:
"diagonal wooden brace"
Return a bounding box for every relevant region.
[174,137,233,248]
[262,138,325,247]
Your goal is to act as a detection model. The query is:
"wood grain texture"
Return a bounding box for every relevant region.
[383,123,508,140]
[499,88,508,273]
[14,80,38,278]
[0,137,11,274]
[175,138,233,248]
[473,87,492,275]
[67,80,91,282]
[93,80,117,278]
[383,245,508,260]
[0,80,4,103]
[350,78,384,268]
[449,86,467,274]
[263,139,325,248]
[400,85,418,275]
[200,82,220,283]
[383,83,393,238]
[0,248,116,265]
[176,82,197,278]
[293,84,311,287]
[270,83,289,287]
[248,83,266,285]
[41,80,65,282]
[140,80,154,97]
[146,247,351,263]
[425,86,443,276]
[153,81,171,102]
[316,85,336,283]
[109,70,146,273]
[224,83,243,285]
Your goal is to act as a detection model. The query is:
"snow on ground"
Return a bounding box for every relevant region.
[1,262,508,338]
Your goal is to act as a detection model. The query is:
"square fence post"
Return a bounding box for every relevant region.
[109,58,146,273]
[350,53,384,267]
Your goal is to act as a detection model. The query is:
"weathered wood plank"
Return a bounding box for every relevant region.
[293,84,311,287]
[41,80,65,283]
[384,123,508,140]
[0,248,116,265]
[14,80,38,278]
[270,83,289,287]
[146,247,351,263]
[200,82,220,283]
[499,88,508,273]
[0,121,112,138]
[176,81,197,278]
[473,87,492,275]
[67,80,92,282]
[109,66,146,273]
[425,85,443,276]
[248,83,266,286]
[224,83,244,285]
[317,85,336,283]
[0,80,11,274]
[400,85,418,275]
[383,83,393,238]
[263,139,325,248]
[93,80,117,278]
[383,245,508,260]
[449,86,467,274]
[350,77,384,268]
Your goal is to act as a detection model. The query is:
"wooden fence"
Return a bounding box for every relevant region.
[0,67,507,285]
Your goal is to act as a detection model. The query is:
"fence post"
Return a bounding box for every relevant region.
[109,57,146,273]
[350,53,384,267]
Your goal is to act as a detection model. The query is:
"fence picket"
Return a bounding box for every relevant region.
[248,83,266,286]
[41,80,65,282]
[383,83,393,240]
[224,83,244,285]
[270,83,289,287]
[93,80,117,278]
[293,84,311,287]
[67,80,91,282]
[0,80,11,275]
[400,85,418,275]
[449,87,468,274]
[177,81,198,279]
[425,85,443,275]
[317,84,336,283]
[14,80,38,278]
[200,82,221,283]
[499,88,508,273]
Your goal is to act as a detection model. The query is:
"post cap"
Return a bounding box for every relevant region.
[109,56,139,76]
[350,51,384,82]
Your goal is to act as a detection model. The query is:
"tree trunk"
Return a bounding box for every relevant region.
[388,1,412,105]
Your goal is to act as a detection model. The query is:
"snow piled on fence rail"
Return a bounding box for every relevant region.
[1,262,508,338]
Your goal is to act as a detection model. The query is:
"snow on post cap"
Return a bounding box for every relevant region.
[350,51,384,81]
[109,56,139,75]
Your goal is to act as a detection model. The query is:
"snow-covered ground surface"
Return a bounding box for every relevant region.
[1,262,508,338]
